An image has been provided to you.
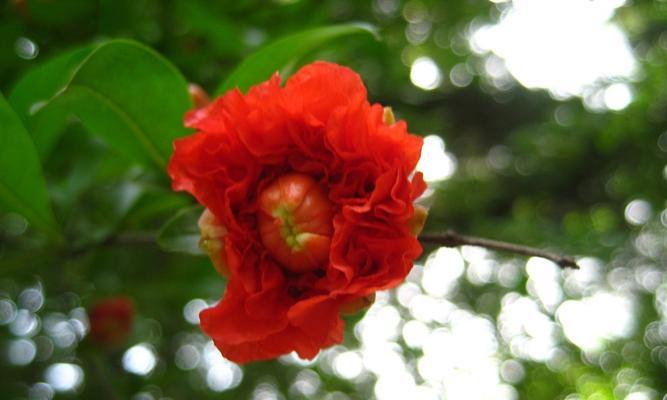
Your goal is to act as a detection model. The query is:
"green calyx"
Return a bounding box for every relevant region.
[273,204,310,251]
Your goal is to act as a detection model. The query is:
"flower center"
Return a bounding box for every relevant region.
[258,173,334,273]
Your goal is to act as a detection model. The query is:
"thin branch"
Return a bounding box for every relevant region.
[67,232,157,258]
[419,230,579,269]
[103,231,157,247]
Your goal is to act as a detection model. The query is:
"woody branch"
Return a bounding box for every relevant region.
[419,230,579,269]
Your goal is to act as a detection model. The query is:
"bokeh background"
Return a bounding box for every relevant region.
[2,0,667,399]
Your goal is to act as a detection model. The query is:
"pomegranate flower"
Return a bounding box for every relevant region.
[169,61,426,363]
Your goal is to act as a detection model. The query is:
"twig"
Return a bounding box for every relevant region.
[419,230,579,269]
[67,232,157,258]
[103,231,157,247]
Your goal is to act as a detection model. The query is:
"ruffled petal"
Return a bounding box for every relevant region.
[169,61,425,364]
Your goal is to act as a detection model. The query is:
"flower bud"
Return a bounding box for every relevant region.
[383,107,396,125]
[409,204,428,236]
[188,83,210,109]
[199,209,229,277]
[88,297,133,348]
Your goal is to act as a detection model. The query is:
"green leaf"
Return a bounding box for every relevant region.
[8,45,95,159]
[13,40,193,168]
[0,93,59,239]
[9,45,95,123]
[216,23,379,95]
[157,205,204,255]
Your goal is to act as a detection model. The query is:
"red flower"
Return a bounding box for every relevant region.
[88,297,134,348]
[168,61,426,363]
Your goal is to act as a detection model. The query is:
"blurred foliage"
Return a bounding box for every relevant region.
[1,0,667,399]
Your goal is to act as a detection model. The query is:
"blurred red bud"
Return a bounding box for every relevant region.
[88,297,134,348]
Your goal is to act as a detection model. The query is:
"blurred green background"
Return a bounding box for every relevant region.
[1,0,667,399]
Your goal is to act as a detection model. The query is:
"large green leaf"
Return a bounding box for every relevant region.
[9,45,95,123]
[0,93,59,239]
[8,45,95,159]
[216,23,379,95]
[11,40,192,168]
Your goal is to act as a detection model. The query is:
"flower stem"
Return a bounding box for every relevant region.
[419,230,579,269]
